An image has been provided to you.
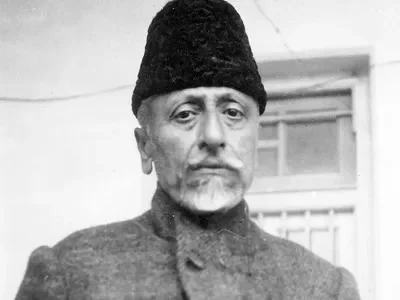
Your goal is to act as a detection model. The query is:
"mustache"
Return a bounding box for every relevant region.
[186,153,244,172]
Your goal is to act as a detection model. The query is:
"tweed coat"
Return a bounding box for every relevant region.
[16,185,361,300]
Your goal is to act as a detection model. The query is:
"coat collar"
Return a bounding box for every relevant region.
[150,182,250,240]
[149,182,266,274]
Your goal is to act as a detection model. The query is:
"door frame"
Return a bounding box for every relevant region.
[248,50,374,300]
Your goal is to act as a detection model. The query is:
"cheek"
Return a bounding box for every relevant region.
[236,132,258,171]
[152,130,193,172]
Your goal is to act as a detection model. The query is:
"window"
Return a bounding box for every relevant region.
[251,90,356,193]
[250,208,356,274]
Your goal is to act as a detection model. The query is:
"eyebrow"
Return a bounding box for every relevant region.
[219,93,242,103]
[183,92,243,106]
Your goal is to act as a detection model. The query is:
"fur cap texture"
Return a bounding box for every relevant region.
[132,0,267,116]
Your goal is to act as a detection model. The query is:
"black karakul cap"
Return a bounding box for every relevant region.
[132,0,267,117]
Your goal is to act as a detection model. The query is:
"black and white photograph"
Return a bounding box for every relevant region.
[1,0,399,299]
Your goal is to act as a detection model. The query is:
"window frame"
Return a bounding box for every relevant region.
[251,90,357,193]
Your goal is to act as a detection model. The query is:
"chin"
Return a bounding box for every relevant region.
[186,197,241,214]
[179,176,244,214]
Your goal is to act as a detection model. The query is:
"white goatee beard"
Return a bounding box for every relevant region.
[179,176,244,214]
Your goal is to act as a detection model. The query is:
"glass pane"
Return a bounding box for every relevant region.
[255,147,277,177]
[285,121,338,175]
[259,124,278,140]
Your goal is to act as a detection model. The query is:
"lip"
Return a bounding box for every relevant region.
[188,165,232,176]
[189,162,233,171]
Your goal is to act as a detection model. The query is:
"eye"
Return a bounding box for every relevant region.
[224,108,244,119]
[172,110,197,122]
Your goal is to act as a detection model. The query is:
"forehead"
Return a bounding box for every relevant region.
[151,87,258,110]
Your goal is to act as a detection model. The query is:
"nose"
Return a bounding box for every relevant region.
[198,111,226,151]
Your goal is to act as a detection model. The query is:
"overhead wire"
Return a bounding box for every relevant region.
[0,84,134,103]
[252,0,400,95]
[2,62,399,104]
[1,1,400,103]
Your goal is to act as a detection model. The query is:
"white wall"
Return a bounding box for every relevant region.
[370,2,400,298]
[0,89,147,298]
[1,0,400,299]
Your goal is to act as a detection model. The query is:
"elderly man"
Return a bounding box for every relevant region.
[16,0,361,299]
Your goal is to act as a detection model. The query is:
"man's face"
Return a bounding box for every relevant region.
[135,87,259,214]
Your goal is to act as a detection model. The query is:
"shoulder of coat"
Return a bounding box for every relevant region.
[52,210,154,259]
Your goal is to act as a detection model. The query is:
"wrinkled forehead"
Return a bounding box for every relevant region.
[149,86,259,112]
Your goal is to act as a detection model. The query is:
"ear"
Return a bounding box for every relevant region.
[134,127,153,175]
